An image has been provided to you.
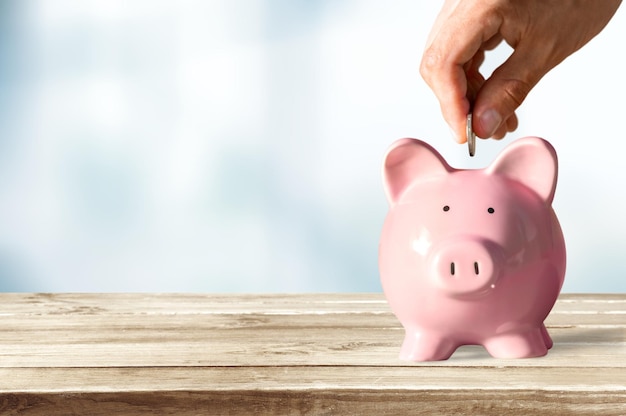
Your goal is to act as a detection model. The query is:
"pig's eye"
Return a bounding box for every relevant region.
[443,205,450,212]
[487,207,495,214]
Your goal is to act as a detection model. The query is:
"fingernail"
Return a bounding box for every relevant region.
[448,125,462,143]
[479,109,502,138]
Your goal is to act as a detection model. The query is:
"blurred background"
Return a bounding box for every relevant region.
[0,0,624,292]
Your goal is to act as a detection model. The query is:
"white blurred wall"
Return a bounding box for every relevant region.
[0,0,624,292]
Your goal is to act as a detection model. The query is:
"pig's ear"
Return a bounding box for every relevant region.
[487,137,558,203]
[383,138,451,204]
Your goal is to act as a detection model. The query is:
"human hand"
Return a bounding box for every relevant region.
[420,0,621,142]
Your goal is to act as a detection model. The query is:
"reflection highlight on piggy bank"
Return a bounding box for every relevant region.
[379,137,566,361]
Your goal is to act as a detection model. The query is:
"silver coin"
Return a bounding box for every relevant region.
[466,113,476,157]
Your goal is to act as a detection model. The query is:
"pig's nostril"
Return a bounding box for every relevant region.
[474,261,479,275]
[450,262,455,276]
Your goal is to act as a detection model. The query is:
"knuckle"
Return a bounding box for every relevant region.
[419,48,443,80]
[500,79,532,109]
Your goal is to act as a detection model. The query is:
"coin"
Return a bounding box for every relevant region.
[466,113,476,157]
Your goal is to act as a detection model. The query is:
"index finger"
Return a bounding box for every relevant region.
[420,4,503,142]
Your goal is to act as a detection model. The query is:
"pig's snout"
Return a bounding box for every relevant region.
[429,238,502,296]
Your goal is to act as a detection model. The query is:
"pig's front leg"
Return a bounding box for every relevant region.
[400,328,457,361]
[483,327,548,359]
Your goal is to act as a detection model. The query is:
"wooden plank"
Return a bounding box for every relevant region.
[1,366,625,392]
[0,299,623,368]
[0,311,624,333]
[0,367,624,415]
[2,390,625,416]
[0,327,622,368]
[0,294,623,328]
[0,293,623,315]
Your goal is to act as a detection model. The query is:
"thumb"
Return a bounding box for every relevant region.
[472,46,548,139]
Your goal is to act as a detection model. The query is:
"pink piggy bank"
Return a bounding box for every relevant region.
[379,137,566,361]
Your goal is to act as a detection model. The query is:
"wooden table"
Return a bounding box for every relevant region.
[0,293,624,415]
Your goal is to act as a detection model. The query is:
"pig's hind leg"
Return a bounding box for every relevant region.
[483,327,548,359]
[399,328,457,361]
[540,323,553,349]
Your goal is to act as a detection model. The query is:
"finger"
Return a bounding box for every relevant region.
[465,49,485,74]
[492,123,508,140]
[506,113,518,132]
[472,44,545,139]
[421,36,476,142]
[424,0,462,49]
[480,113,519,140]
[482,34,503,51]
[466,65,484,107]
[420,52,470,143]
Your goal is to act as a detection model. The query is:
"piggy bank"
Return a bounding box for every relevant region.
[379,137,566,361]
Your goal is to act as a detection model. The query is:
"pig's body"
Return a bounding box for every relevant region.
[379,138,566,361]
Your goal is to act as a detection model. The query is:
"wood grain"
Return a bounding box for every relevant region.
[0,293,624,415]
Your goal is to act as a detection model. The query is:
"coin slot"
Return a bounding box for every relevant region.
[474,262,479,275]
[450,262,455,276]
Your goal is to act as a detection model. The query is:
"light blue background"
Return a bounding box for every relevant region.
[0,1,624,293]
